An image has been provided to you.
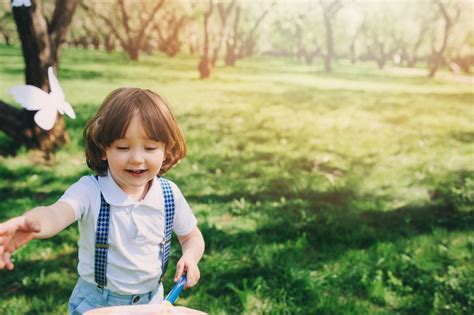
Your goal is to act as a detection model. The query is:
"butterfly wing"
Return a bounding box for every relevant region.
[11,0,31,7]
[48,66,75,117]
[34,106,58,131]
[10,85,50,111]
[48,66,65,101]
[62,101,76,119]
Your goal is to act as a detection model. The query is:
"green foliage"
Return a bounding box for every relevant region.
[0,45,473,314]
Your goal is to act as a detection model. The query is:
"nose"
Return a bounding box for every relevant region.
[129,148,145,164]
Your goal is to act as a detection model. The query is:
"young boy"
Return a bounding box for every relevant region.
[0,87,205,314]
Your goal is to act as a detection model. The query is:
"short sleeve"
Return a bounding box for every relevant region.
[58,176,98,222]
[170,182,197,236]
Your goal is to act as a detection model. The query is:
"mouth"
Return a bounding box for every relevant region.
[126,169,147,176]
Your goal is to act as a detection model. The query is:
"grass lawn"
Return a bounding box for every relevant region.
[0,45,473,314]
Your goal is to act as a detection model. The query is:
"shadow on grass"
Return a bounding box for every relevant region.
[451,130,474,144]
[0,249,77,296]
[0,131,17,156]
[0,163,90,221]
[200,189,473,257]
[0,162,86,189]
[190,170,473,313]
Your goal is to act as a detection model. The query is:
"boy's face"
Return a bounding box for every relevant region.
[102,114,165,199]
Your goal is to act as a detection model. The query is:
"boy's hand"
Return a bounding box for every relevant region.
[0,216,41,270]
[174,254,200,289]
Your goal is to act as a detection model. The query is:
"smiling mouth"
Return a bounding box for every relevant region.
[126,169,147,175]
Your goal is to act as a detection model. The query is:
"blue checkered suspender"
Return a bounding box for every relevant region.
[94,177,175,288]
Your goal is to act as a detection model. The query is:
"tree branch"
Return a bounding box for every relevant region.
[135,0,166,48]
[79,1,126,48]
[49,0,78,49]
[117,0,132,37]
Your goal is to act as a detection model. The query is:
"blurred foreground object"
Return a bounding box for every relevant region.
[85,304,206,315]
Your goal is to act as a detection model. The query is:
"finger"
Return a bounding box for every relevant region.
[185,278,194,288]
[0,218,18,235]
[185,267,200,288]
[0,236,5,261]
[186,278,197,288]
[174,261,186,282]
[3,252,14,271]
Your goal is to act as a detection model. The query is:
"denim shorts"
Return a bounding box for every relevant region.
[68,277,164,315]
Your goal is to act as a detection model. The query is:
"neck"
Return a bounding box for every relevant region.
[130,180,151,202]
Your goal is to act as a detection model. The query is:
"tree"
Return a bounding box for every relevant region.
[319,0,342,72]
[224,1,274,66]
[359,2,399,69]
[295,13,321,64]
[428,0,461,77]
[198,0,214,79]
[211,0,236,66]
[265,2,322,63]
[0,0,77,155]
[449,29,474,74]
[155,10,188,57]
[80,0,165,61]
[389,1,433,68]
[0,4,17,45]
[67,5,117,52]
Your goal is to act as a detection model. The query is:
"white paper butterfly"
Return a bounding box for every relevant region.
[11,0,32,7]
[10,66,76,130]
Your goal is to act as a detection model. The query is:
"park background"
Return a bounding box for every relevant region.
[0,0,473,314]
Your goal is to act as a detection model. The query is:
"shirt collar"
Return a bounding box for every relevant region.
[98,171,163,210]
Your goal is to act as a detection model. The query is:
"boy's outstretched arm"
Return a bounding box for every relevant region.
[175,227,205,289]
[0,201,75,270]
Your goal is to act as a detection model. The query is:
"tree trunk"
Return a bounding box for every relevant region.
[224,43,237,66]
[3,34,12,45]
[199,0,214,79]
[198,57,211,79]
[224,5,240,67]
[320,0,342,73]
[428,54,441,77]
[375,42,387,69]
[376,58,386,69]
[0,0,77,156]
[210,1,236,67]
[452,55,472,74]
[349,42,356,64]
[428,1,459,78]
[127,45,140,61]
[323,15,333,72]
[407,58,417,68]
[104,34,116,53]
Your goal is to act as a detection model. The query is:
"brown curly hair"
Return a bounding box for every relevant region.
[83,87,187,176]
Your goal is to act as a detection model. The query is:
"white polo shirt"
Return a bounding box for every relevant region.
[59,173,197,295]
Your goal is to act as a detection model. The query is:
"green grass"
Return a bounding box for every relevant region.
[0,45,473,314]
